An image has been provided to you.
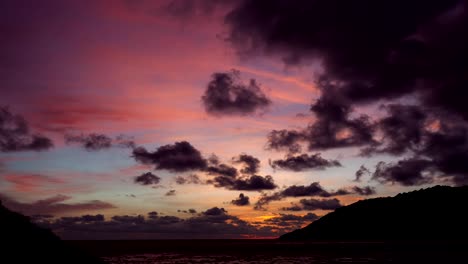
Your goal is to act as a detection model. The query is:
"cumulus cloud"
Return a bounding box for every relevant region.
[225,0,468,118]
[205,163,238,178]
[202,70,271,116]
[283,198,342,211]
[255,182,374,210]
[264,80,376,153]
[134,172,161,186]
[209,174,277,191]
[65,133,135,151]
[231,193,250,206]
[372,159,434,186]
[0,107,53,152]
[232,154,260,174]
[222,0,468,186]
[270,153,341,172]
[0,194,116,216]
[132,141,207,172]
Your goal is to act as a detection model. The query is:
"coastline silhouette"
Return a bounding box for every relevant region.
[281,185,468,241]
[0,200,103,264]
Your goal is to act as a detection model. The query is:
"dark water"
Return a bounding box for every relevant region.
[68,240,468,264]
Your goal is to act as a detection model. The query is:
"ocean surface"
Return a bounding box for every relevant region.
[68,239,468,264]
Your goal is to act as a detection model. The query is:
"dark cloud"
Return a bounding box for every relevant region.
[231,193,250,206]
[35,206,281,239]
[210,174,277,191]
[165,190,176,196]
[354,165,371,182]
[111,215,145,224]
[266,129,304,154]
[175,174,202,185]
[148,211,158,219]
[232,154,260,174]
[283,198,342,211]
[202,69,271,116]
[265,84,376,153]
[281,182,335,198]
[0,194,116,216]
[134,172,161,186]
[263,213,319,229]
[58,214,105,223]
[361,104,428,156]
[65,133,111,150]
[373,159,434,186]
[178,209,197,214]
[270,153,341,172]
[224,1,468,186]
[225,0,468,117]
[255,182,334,210]
[0,107,53,152]
[132,141,207,172]
[203,207,227,216]
[255,182,375,210]
[352,186,376,196]
[362,105,468,186]
[65,133,136,151]
[206,163,238,178]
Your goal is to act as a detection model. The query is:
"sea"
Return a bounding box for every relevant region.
[68,239,468,264]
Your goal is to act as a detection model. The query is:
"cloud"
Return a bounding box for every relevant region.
[0,107,53,152]
[65,133,136,151]
[202,69,271,116]
[231,193,250,206]
[36,207,280,239]
[224,1,468,186]
[351,186,376,196]
[132,141,207,172]
[209,174,277,191]
[3,174,65,193]
[134,172,161,186]
[148,211,158,219]
[177,209,197,214]
[232,154,261,175]
[372,159,434,186]
[225,0,468,117]
[263,213,319,229]
[165,190,176,196]
[283,198,342,211]
[265,84,376,153]
[255,182,375,210]
[205,163,238,178]
[58,214,105,223]
[266,129,304,154]
[0,194,116,216]
[361,104,428,156]
[270,153,341,172]
[175,174,202,184]
[354,165,370,182]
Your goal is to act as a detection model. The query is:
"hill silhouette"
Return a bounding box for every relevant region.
[280,185,468,241]
[0,200,103,263]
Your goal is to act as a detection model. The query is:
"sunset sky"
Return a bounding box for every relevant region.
[1,0,467,239]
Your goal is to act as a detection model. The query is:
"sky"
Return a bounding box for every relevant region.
[1,0,468,239]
